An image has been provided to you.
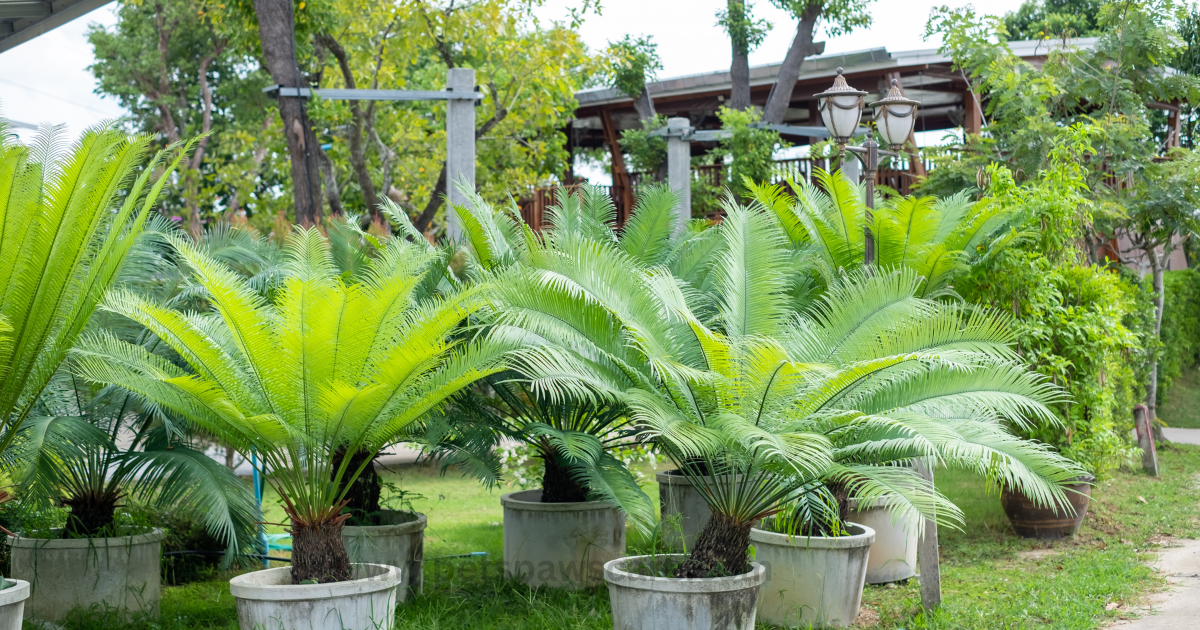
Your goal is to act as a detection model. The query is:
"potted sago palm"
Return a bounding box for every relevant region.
[0,123,193,623]
[73,228,512,630]
[497,204,1083,629]
[449,185,685,587]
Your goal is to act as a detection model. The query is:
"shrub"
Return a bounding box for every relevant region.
[1158,269,1200,405]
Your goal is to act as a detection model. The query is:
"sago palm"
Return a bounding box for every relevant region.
[72,227,512,583]
[493,201,1083,577]
[0,122,191,454]
[751,168,1020,297]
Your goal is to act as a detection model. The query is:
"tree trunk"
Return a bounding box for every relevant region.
[762,11,823,125]
[632,86,657,121]
[729,44,750,111]
[290,520,352,583]
[318,33,382,221]
[675,511,753,578]
[332,447,383,526]
[1147,248,1166,442]
[541,451,589,503]
[317,148,346,216]
[62,490,121,538]
[254,0,323,226]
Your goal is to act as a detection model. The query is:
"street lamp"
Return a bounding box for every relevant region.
[814,70,921,265]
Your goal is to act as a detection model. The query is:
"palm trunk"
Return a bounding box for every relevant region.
[675,511,753,578]
[332,447,383,526]
[290,520,352,583]
[62,490,121,538]
[541,451,589,503]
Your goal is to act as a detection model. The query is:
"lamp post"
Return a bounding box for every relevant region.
[815,69,921,265]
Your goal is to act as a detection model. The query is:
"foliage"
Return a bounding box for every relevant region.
[1002,0,1106,40]
[605,34,661,100]
[70,225,511,581]
[769,0,874,38]
[711,106,786,200]
[619,115,667,174]
[716,1,772,56]
[0,123,190,461]
[1157,269,1200,404]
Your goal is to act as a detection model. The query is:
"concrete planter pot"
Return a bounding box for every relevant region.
[656,471,755,552]
[501,489,625,589]
[229,563,400,630]
[0,580,30,630]
[604,554,765,630]
[750,523,875,628]
[847,498,917,584]
[342,511,426,601]
[8,528,165,622]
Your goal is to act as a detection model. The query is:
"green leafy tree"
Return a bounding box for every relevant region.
[718,0,773,110]
[0,123,190,458]
[714,106,786,200]
[606,34,662,121]
[72,227,512,583]
[1002,0,1106,40]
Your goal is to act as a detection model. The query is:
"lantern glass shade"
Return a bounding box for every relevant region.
[876,104,917,147]
[820,95,864,140]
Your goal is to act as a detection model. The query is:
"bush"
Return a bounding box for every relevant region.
[1158,269,1200,405]
[150,509,231,586]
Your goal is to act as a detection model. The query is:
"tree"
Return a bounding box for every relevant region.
[717,0,771,110]
[606,34,662,121]
[761,0,873,125]
[0,124,190,459]
[75,226,513,583]
[88,0,282,235]
[1002,0,1105,40]
[253,0,325,227]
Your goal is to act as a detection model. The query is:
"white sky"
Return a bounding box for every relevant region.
[0,0,1025,142]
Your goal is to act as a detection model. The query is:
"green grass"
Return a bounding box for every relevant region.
[1159,367,1200,429]
[42,448,1200,630]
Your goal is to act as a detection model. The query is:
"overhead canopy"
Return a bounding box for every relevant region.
[0,0,111,54]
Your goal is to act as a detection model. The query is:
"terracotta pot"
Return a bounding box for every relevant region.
[1000,476,1095,539]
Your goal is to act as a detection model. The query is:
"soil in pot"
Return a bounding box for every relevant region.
[1001,476,1095,539]
[750,522,875,629]
[604,554,766,630]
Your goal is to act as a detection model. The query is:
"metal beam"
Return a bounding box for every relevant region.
[0,2,50,19]
[1,117,37,130]
[263,85,483,101]
[0,0,113,54]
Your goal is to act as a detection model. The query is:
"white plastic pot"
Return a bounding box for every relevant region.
[0,580,30,630]
[501,489,625,589]
[847,497,918,584]
[8,528,165,622]
[750,523,875,628]
[342,511,426,601]
[604,554,765,630]
[229,563,401,630]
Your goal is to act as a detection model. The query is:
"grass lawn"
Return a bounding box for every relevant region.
[47,447,1200,630]
[1159,367,1200,429]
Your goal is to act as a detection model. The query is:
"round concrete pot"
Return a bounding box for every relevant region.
[229,563,400,630]
[0,580,30,630]
[847,498,917,584]
[1001,476,1094,539]
[501,489,625,589]
[8,528,165,622]
[656,471,755,552]
[750,523,875,628]
[342,510,426,601]
[604,554,766,630]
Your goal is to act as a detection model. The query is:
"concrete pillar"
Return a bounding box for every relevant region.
[445,68,476,239]
[666,117,691,235]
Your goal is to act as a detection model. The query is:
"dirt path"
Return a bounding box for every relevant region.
[1104,536,1200,628]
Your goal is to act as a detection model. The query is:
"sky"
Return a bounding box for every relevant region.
[0,0,1028,142]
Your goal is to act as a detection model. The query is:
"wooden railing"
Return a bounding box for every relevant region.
[518,152,942,230]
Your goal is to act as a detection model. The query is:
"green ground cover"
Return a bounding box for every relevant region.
[45,446,1200,630]
[1159,368,1200,429]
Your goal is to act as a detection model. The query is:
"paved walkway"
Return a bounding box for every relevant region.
[1163,427,1200,445]
[1106,538,1200,629]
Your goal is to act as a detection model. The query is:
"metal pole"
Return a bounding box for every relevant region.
[862,137,878,267]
